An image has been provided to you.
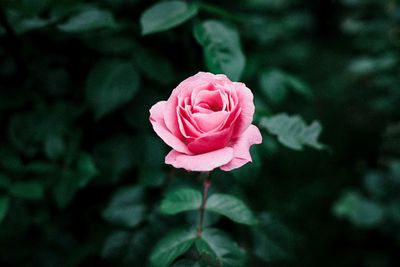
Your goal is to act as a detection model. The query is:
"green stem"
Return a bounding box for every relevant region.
[197,172,211,237]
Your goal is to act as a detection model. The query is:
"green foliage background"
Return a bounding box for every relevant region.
[0,0,399,266]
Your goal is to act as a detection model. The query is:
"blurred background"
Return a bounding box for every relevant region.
[0,0,399,266]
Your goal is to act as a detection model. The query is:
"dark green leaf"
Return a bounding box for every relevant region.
[0,196,10,223]
[53,170,76,208]
[102,186,145,228]
[352,202,384,227]
[0,174,11,189]
[76,153,99,185]
[138,167,166,188]
[14,17,52,34]
[0,148,23,172]
[24,162,58,174]
[140,1,198,35]
[10,181,44,200]
[259,70,288,104]
[0,86,31,110]
[252,213,295,263]
[171,259,202,267]
[44,135,65,160]
[259,113,325,150]
[86,34,136,55]
[4,5,54,34]
[101,231,132,258]
[364,171,387,197]
[103,205,145,228]
[102,229,151,265]
[160,188,202,215]
[205,194,257,225]
[93,134,138,183]
[8,112,43,156]
[38,68,69,97]
[57,8,117,33]
[102,231,132,259]
[196,228,246,267]
[150,228,197,267]
[259,70,312,104]
[8,103,80,156]
[286,75,312,98]
[388,160,400,184]
[85,59,140,119]
[53,153,97,208]
[185,210,221,229]
[133,45,175,85]
[194,20,245,81]
[333,191,384,227]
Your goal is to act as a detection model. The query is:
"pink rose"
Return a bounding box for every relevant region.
[149,72,262,172]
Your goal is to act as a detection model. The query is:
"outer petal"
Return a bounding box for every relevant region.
[187,127,232,154]
[149,101,192,154]
[165,147,234,172]
[232,82,255,138]
[220,125,262,171]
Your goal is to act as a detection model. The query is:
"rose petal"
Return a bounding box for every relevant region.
[164,94,182,139]
[177,108,202,141]
[194,90,224,111]
[165,147,234,172]
[192,111,229,132]
[218,105,240,131]
[165,72,232,137]
[164,73,212,138]
[220,124,262,171]
[231,82,255,138]
[187,127,232,154]
[179,106,203,134]
[149,101,192,154]
[215,82,237,112]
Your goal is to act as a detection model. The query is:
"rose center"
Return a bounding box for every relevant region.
[197,102,220,112]
[192,89,225,114]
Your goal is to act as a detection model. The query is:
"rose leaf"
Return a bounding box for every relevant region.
[160,187,202,215]
[193,20,245,81]
[195,228,246,267]
[150,228,197,267]
[205,193,258,225]
[140,1,198,35]
[85,59,140,120]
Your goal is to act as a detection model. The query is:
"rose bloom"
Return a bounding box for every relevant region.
[149,72,262,172]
